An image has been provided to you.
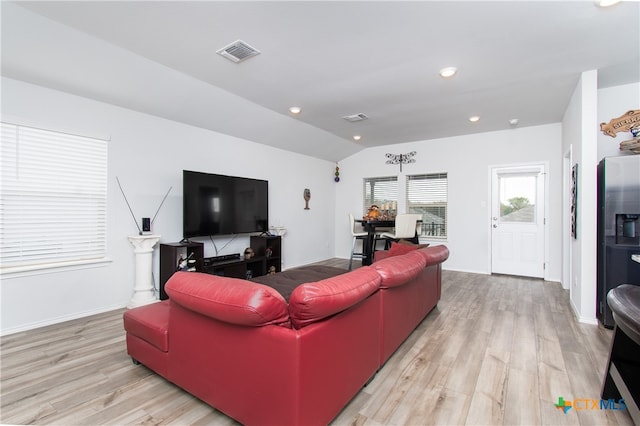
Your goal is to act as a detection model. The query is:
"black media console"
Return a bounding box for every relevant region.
[158,236,282,300]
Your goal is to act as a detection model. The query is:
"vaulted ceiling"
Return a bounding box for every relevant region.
[2,1,639,162]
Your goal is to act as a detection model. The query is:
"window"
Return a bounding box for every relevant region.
[498,173,537,223]
[1,122,108,271]
[363,176,397,216]
[406,173,448,238]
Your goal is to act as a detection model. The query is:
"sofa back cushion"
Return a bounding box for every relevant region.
[165,272,290,327]
[387,240,430,257]
[288,267,381,329]
[372,250,427,288]
[416,245,450,266]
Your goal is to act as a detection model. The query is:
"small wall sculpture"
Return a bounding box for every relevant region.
[303,188,311,210]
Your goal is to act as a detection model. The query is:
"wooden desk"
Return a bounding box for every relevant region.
[356,219,395,265]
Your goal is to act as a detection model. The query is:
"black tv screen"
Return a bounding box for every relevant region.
[183,170,268,238]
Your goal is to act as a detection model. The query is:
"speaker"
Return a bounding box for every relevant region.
[142,217,151,232]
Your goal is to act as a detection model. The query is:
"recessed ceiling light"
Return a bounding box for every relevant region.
[439,67,458,78]
[468,116,480,123]
[353,135,362,141]
[289,106,301,114]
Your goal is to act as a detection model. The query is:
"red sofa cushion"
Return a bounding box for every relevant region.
[289,267,381,329]
[387,241,418,257]
[165,272,290,327]
[372,250,427,288]
[123,300,170,352]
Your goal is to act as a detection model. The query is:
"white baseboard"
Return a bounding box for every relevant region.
[569,298,598,325]
[1,302,126,336]
[442,266,490,275]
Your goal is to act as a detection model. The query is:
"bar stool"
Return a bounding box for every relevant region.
[377,213,422,249]
[349,213,368,270]
[601,284,640,424]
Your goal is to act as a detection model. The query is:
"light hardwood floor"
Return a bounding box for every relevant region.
[1,261,633,425]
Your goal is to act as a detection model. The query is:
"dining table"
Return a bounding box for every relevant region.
[355,219,396,265]
[356,218,423,265]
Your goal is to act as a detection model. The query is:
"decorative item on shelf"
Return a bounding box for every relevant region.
[334,164,340,182]
[619,124,640,154]
[244,247,254,260]
[187,259,196,271]
[269,225,287,237]
[600,110,640,138]
[246,270,253,279]
[265,247,273,258]
[304,188,311,210]
[177,252,193,271]
[176,252,197,272]
[385,151,416,172]
[268,266,277,275]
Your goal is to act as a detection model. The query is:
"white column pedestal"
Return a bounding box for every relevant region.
[127,234,161,309]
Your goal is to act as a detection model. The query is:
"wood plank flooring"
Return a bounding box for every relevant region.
[1,261,633,425]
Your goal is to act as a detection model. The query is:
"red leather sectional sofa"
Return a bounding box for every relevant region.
[124,245,449,425]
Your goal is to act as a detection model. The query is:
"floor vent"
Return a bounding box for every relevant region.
[342,113,369,122]
[216,40,261,63]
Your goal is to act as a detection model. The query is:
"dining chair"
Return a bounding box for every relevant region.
[349,213,368,270]
[377,213,422,249]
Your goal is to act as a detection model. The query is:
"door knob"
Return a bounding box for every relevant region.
[493,224,498,228]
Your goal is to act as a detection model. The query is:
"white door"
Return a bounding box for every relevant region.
[491,165,545,278]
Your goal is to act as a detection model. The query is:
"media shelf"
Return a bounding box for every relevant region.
[158,236,282,300]
[159,241,204,300]
[250,235,282,274]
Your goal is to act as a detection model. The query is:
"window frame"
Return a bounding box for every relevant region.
[406,172,448,239]
[1,121,109,275]
[362,175,398,217]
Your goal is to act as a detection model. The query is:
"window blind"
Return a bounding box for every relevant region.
[1,122,108,269]
[362,176,398,217]
[406,173,448,238]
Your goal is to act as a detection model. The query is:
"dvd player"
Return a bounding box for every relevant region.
[203,253,241,266]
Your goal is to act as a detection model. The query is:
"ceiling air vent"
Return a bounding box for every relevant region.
[216,40,261,63]
[342,113,369,123]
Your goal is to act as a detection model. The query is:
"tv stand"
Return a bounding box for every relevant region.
[159,236,282,300]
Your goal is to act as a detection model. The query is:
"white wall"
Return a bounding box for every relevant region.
[562,70,599,324]
[1,77,336,334]
[2,74,634,334]
[335,124,563,279]
[598,82,640,160]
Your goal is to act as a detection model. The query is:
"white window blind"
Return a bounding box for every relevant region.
[363,176,398,217]
[1,122,108,270]
[407,173,448,238]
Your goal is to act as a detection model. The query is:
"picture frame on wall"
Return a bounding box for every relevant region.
[571,163,578,239]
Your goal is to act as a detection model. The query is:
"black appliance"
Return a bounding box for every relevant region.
[183,170,268,238]
[597,156,640,328]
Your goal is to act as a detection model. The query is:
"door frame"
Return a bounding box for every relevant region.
[488,161,550,280]
[562,147,573,290]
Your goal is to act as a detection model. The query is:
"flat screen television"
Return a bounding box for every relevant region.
[183,170,268,238]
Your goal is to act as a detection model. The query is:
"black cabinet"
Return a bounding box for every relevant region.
[159,241,204,300]
[159,236,282,300]
[251,235,282,274]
